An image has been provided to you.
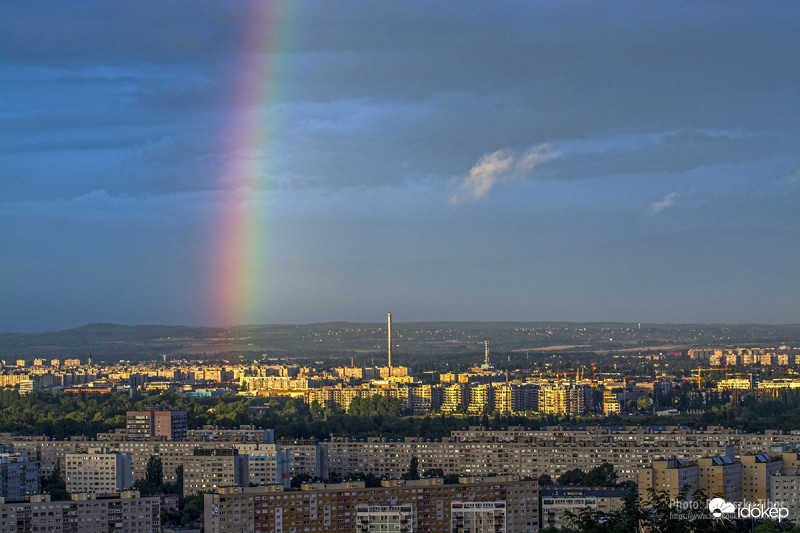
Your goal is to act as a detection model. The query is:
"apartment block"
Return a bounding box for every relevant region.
[0,491,159,533]
[125,410,187,441]
[356,504,415,533]
[65,448,132,494]
[204,476,539,533]
[638,458,698,501]
[247,444,291,488]
[740,453,783,502]
[697,456,742,502]
[183,448,248,496]
[0,452,40,497]
[540,486,629,530]
[451,501,506,533]
[279,439,328,479]
[770,469,800,523]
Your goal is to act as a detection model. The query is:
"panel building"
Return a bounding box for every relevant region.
[204,476,539,533]
[126,410,187,441]
[0,452,40,497]
[65,448,133,494]
[0,491,159,533]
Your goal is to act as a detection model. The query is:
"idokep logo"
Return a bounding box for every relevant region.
[708,498,789,521]
[708,498,735,518]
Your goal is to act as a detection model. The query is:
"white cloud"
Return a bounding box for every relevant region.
[449,144,557,205]
[649,191,678,214]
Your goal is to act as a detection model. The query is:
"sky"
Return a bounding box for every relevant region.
[1,1,799,333]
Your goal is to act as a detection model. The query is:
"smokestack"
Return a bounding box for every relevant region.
[387,312,392,372]
[484,341,489,366]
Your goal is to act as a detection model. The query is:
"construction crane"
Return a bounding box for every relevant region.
[691,368,719,391]
[726,372,755,390]
[591,363,616,383]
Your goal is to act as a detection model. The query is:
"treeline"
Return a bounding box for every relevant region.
[6,387,800,441]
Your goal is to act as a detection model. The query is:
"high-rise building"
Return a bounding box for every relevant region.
[0,452,40,497]
[247,444,291,488]
[65,447,133,494]
[356,504,415,533]
[0,492,159,533]
[126,409,187,441]
[697,456,742,502]
[204,476,538,533]
[183,448,248,496]
[638,458,698,501]
[450,501,506,533]
[740,453,783,502]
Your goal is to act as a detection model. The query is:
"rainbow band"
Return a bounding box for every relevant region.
[208,1,295,327]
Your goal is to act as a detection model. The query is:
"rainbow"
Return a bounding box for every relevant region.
[207,1,296,328]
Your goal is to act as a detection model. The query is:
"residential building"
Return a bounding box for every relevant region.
[451,501,506,533]
[204,476,539,533]
[356,504,415,533]
[0,452,40,497]
[183,448,248,496]
[740,453,783,502]
[540,486,629,530]
[0,491,159,533]
[65,448,132,494]
[125,409,187,441]
[247,444,291,488]
[697,456,742,503]
[638,458,698,501]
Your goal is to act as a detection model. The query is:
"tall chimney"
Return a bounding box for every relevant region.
[387,312,392,372]
[484,340,489,366]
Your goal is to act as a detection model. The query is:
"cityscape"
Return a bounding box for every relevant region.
[2,318,800,531]
[2,1,799,532]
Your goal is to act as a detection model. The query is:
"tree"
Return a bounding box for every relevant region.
[567,488,739,533]
[538,473,553,486]
[637,394,652,411]
[582,463,617,487]
[402,456,420,480]
[422,468,444,479]
[175,465,184,497]
[557,468,586,485]
[146,455,163,486]
[41,459,70,501]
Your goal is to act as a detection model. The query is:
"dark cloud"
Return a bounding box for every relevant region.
[1,1,799,331]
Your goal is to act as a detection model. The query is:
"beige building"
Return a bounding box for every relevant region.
[740,453,783,502]
[638,458,698,501]
[697,456,742,502]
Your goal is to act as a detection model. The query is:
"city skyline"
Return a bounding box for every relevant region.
[2,1,799,333]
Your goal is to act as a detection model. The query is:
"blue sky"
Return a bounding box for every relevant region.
[1,1,799,332]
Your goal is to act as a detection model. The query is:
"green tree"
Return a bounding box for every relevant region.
[422,468,444,479]
[41,459,70,501]
[582,463,617,487]
[146,455,163,486]
[402,456,420,480]
[637,394,652,410]
[557,468,586,485]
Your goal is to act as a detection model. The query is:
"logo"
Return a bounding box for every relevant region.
[708,498,735,518]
